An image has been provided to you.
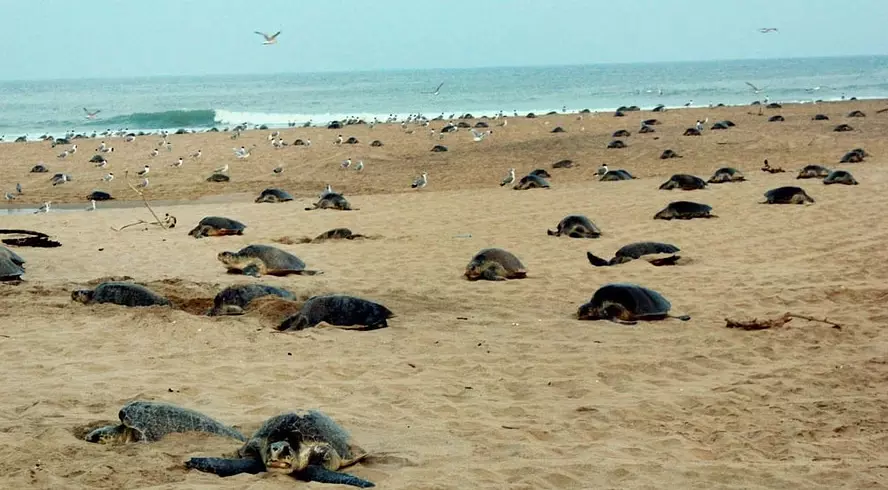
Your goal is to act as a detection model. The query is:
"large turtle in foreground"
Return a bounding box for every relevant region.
[464,248,527,281]
[587,242,681,267]
[209,284,297,316]
[658,174,707,190]
[85,400,246,444]
[653,201,717,220]
[547,215,601,238]
[278,294,394,331]
[218,245,323,277]
[305,193,356,211]
[71,282,171,307]
[576,283,691,325]
[188,216,247,238]
[255,188,294,203]
[761,186,815,204]
[186,410,374,488]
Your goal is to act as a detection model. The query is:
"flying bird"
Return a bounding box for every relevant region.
[758,28,778,33]
[83,108,101,119]
[471,129,491,142]
[745,82,765,94]
[428,82,444,95]
[255,31,281,45]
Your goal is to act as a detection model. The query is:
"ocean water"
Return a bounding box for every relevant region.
[1,56,887,139]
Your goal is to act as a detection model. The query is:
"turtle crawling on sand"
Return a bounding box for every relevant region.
[653,201,717,220]
[0,246,25,281]
[547,215,601,238]
[311,228,366,241]
[761,186,815,204]
[599,169,635,181]
[587,242,681,267]
[186,410,374,488]
[305,193,356,211]
[658,174,708,190]
[188,216,247,238]
[796,165,831,179]
[208,284,297,316]
[465,248,527,281]
[823,170,858,185]
[218,245,323,277]
[512,174,550,190]
[255,188,294,203]
[278,294,394,331]
[707,167,745,183]
[85,400,246,444]
[576,283,691,325]
[71,282,170,307]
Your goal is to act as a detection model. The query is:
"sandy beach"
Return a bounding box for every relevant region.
[1,100,887,489]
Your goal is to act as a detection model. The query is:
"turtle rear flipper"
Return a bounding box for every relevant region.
[647,255,681,266]
[185,457,265,477]
[298,465,375,488]
[242,264,262,277]
[292,269,324,276]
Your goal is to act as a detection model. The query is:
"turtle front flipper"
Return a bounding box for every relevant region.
[586,252,611,267]
[185,457,266,477]
[298,465,375,488]
[241,264,263,277]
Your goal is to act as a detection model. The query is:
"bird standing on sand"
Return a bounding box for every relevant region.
[15,183,22,194]
[102,172,114,182]
[52,174,68,186]
[150,148,159,157]
[86,200,96,211]
[137,165,150,176]
[255,30,281,45]
[597,164,609,176]
[69,144,77,154]
[172,157,183,167]
[215,164,229,173]
[411,172,428,189]
[341,158,351,169]
[57,150,69,159]
[4,192,15,201]
[335,134,343,145]
[35,201,51,214]
[354,160,364,171]
[500,168,515,186]
[320,184,334,198]
[191,149,202,159]
[471,129,491,142]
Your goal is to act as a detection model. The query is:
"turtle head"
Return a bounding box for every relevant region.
[85,424,128,444]
[71,289,95,304]
[188,225,207,238]
[576,302,602,320]
[208,304,245,316]
[264,440,299,474]
[216,251,238,267]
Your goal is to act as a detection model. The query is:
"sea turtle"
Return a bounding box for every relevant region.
[683,128,701,136]
[707,167,745,183]
[797,165,831,179]
[768,115,785,122]
[185,410,374,488]
[85,400,246,444]
[576,283,691,325]
[278,294,394,331]
[309,228,366,241]
[370,140,384,147]
[587,242,681,267]
[464,248,527,281]
[612,129,631,138]
[305,193,356,211]
[188,216,247,238]
[430,145,448,152]
[660,149,682,159]
[847,110,866,118]
[600,169,635,181]
[658,174,708,190]
[607,140,626,149]
[638,125,655,134]
[207,173,230,182]
[218,245,323,277]
[812,114,829,121]
[551,126,566,133]
[71,282,171,307]
[547,215,602,238]
[87,190,113,201]
[0,246,25,281]
[513,174,550,190]
[839,148,867,163]
[30,164,49,173]
[710,120,734,130]
[761,186,815,204]
[528,169,551,179]
[823,170,858,185]
[552,159,574,169]
[208,284,296,316]
[255,188,294,203]
[834,123,854,132]
[653,201,717,220]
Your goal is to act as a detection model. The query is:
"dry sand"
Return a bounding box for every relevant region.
[1,101,887,489]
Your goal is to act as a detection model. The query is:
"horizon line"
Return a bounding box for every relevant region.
[2,53,886,84]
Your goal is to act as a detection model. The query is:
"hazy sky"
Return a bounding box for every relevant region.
[1,0,885,80]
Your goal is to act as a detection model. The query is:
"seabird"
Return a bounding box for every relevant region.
[102,172,114,182]
[411,172,428,189]
[745,82,765,94]
[191,149,201,159]
[214,164,229,173]
[341,158,351,169]
[84,108,101,120]
[137,165,150,176]
[758,27,778,33]
[320,184,334,198]
[428,82,444,95]
[597,164,609,176]
[500,168,515,186]
[4,192,15,200]
[69,144,77,154]
[354,160,364,171]
[150,148,159,157]
[52,174,68,186]
[335,135,343,145]
[35,201,51,214]
[471,129,491,142]
[255,30,281,45]
[15,183,22,194]
[101,146,114,153]
[86,200,96,211]
[172,157,183,167]
[57,150,69,159]
[95,160,108,168]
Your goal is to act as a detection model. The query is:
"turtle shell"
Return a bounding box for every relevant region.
[578,283,673,320]
[255,188,293,203]
[614,242,680,259]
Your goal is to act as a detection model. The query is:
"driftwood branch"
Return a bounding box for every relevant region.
[725,312,842,331]
[111,171,176,232]
[124,170,168,230]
